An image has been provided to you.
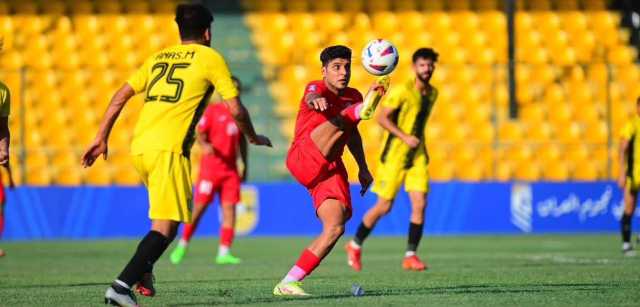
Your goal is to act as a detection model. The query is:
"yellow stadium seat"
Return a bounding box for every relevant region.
[498,121,524,142]
[42,0,67,14]
[393,0,417,11]
[584,0,607,10]
[367,0,390,11]
[543,160,570,181]
[528,0,551,10]
[515,161,542,181]
[95,0,122,13]
[430,161,455,181]
[340,0,364,12]
[56,167,82,185]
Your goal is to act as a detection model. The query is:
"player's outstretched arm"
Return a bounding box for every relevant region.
[347,129,373,196]
[239,135,248,181]
[81,84,135,167]
[376,106,420,149]
[619,138,630,189]
[0,116,9,165]
[224,96,272,147]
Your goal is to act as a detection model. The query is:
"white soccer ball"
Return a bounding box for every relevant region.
[361,39,399,76]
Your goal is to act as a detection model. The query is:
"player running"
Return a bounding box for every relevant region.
[618,96,640,256]
[273,45,388,296]
[346,48,439,272]
[0,78,14,258]
[81,4,271,307]
[170,76,248,265]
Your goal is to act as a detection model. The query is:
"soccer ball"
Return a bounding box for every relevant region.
[361,39,399,76]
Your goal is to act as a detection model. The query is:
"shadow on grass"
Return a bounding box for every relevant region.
[168,282,621,306]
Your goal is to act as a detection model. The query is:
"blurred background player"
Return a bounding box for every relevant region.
[273,45,387,296]
[170,76,248,265]
[618,96,640,256]
[81,4,271,306]
[0,35,14,258]
[346,48,439,272]
[0,72,14,258]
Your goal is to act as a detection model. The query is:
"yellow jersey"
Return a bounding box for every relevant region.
[127,44,238,156]
[621,115,640,179]
[0,81,10,117]
[379,78,437,169]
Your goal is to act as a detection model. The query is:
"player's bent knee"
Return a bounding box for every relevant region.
[324,224,345,240]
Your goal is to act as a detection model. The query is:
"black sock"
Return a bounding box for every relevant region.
[622,214,632,243]
[353,223,372,246]
[407,222,424,252]
[117,231,170,287]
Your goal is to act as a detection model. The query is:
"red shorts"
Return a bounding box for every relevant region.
[286,136,352,218]
[194,170,240,206]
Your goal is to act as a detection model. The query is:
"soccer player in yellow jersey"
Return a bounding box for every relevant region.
[81,4,271,306]
[346,48,438,272]
[0,79,14,258]
[618,97,640,256]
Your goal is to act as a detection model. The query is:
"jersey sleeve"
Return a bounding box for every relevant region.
[127,59,150,94]
[204,50,238,100]
[303,81,325,97]
[0,86,10,117]
[381,85,403,109]
[621,122,635,140]
[197,106,212,133]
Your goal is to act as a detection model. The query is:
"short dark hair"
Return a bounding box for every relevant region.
[175,4,213,40]
[412,48,439,63]
[231,76,242,93]
[320,45,352,66]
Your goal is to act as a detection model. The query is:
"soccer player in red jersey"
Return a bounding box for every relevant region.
[169,77,247,266]
[0,77,13,258]
[273,45,388,296]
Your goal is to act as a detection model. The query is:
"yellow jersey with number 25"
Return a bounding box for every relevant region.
[127,44,238,156]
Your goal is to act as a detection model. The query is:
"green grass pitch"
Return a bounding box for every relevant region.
[1,235,639,306]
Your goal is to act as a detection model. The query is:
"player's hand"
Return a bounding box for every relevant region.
[0,149,8,166]
[81,139,108,168]
[250,134,272,147]
[358,168,374,196]
[309,97,329,112]
[402,135,420,149]
[369,79,388,97]
[618,174,627,189]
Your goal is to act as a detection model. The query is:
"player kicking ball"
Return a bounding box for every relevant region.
[170,76,247,265]
[273,45,389,296]
[346,48,439,272]
[82,4,271,307]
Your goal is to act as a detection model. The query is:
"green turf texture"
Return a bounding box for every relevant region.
[1,235,639,306]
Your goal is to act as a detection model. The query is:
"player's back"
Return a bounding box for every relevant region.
[128,43,237,156]
[199,103,240,172]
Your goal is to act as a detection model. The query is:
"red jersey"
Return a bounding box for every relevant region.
[197,103,241,176]
[292,80,364,160]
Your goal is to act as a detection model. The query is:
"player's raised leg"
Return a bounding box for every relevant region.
[274,199,348,296]
[216,201,241,264]
[170,199,210,265]
[403,191,428,271]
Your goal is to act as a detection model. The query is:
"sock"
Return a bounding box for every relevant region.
[622,213,632,243]
[353,222,372,247]
[623,242,632,250]
[407,222,424,253]
[218,245,230,257]
[281,249,321,284]
[340,103,363,124]
[405,251,416,257]
[0,214,4,238]
[220,227,234,249]
[117,231,171,287]
[181,223,195,243]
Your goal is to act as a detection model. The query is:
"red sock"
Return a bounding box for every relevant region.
[0,214,4,238]
[340,103,363,124]
[295,249,321,278]
[182,223,195,242]
[220,227,234,247]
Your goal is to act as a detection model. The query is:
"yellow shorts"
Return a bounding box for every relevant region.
[132,151,193,223]
[371,158,429,200]
[627,176,640,192]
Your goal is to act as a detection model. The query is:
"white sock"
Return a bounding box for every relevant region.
[623,242,632,250]
[349,240,361,250]
[114,279,130,289]
[218,245,230,257]
[405,251,416,257]
[178,239,189,248]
